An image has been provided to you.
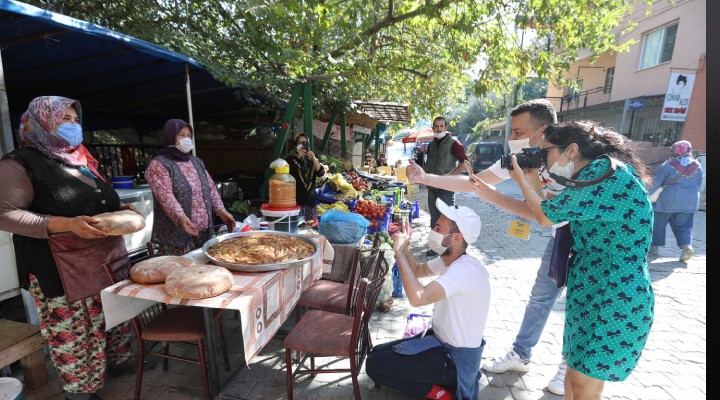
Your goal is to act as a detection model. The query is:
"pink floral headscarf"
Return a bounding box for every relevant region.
[668,140,699,176]
[670,140,692,157]
[20,96,105,181]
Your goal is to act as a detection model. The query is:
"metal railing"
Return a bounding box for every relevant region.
[546,87,612,112]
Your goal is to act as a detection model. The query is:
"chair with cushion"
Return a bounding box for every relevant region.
[296,233,384,319]
[283,256,388,399]
[102,243,229,400]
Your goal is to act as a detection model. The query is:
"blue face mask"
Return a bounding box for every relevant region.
[56,123,83,147]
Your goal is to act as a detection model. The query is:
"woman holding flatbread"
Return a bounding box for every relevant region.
[145,119,235,255]
[0,96,141,400]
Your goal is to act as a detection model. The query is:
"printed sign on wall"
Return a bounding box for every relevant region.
[661,72,695,121]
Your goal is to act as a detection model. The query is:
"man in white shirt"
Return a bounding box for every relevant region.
[406,99,569,395]
[365,199,489,400]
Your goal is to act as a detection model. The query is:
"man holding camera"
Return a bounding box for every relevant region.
[406,99,568,395]
[423,116,468,256]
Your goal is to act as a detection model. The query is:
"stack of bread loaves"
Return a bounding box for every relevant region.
[130,256,234,299]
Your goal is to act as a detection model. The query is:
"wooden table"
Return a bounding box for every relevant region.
[100,233,334,397]
[0,319,48,389]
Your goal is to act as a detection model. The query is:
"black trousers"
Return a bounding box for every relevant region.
[428,187,455,229]
[365,334,457,397]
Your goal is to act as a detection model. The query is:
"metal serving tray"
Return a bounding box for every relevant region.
[201,231,319,273]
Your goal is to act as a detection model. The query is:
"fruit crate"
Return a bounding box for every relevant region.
[317,185,356,210]
[366,212,392,234]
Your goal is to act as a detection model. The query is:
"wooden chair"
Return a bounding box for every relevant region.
[296,233,385,319]
[376,166,393,176]
[283,260,387,399]
[192,224,240,322]
[102,243,229,400]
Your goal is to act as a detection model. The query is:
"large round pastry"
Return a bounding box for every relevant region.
[92,209,146,235]
[164,264,234,299]
[130,256,195,284]
[207,234,315,265]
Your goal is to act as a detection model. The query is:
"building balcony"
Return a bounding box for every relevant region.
[546,87,612,113]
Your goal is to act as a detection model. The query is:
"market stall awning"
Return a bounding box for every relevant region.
[0,0,269,135]
[353,101,411,123]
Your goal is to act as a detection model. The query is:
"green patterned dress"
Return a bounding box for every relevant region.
[541,156,654,381]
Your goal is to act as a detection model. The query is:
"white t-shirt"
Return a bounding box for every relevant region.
[426,255,490,348]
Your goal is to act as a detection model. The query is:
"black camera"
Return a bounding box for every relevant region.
[500,147,543,170]
[300,141,309,151]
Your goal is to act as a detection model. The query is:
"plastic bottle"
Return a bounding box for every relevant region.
[391,262,404,298]
[268,165,296,208]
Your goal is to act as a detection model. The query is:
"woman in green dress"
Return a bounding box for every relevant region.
[510,121,654,399]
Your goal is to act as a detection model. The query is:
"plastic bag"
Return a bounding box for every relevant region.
[319,209,370,244]
[375,248,396,311]
[243,214,260,230]
[403,313,432,339]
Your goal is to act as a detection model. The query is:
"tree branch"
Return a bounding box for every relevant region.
[397,67,429,79]
[330,0,460,58]
[304,70,357,81]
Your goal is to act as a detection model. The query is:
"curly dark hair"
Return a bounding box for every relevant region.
[542,121,651,186]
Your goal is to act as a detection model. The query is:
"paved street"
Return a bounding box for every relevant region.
[18,144,706,399]
[212,180,706,400]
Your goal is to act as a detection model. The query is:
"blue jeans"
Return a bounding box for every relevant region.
[652,211,695,247]
[512,239,564,361]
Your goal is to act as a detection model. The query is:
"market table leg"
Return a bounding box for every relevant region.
[203,307,220,397]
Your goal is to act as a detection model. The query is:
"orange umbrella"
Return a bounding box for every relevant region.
[414,127,435,142]
[401,129,420,143]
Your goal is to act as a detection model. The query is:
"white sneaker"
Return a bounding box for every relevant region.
[481,350,530,373]
[679,246,694,262]
[547,359,567,396]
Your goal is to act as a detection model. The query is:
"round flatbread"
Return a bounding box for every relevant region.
[130,256,195,284]
[92,210,146,235]
[164,264,234,299]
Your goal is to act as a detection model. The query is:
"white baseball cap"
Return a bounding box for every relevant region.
[436,199,481,245]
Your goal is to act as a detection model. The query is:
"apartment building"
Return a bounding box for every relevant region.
[546,0,706,159]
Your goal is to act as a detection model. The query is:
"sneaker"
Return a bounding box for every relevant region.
[426,249,438,256]
[481,350,530,373]
[649,246,659,255]
[679,246,694,262]
[547,359,567,395]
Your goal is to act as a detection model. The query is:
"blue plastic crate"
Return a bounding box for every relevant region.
[316,185,342,204]
[366,212,392,234]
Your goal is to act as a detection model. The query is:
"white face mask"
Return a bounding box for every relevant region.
[508,137,529,153]
[175,137,193,153]
[434,131,447,139]
[508,128,542,153]
[428,230,453,255]
[549,147,575,180]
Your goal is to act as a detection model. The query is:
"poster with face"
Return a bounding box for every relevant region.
[661,72,696,121]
